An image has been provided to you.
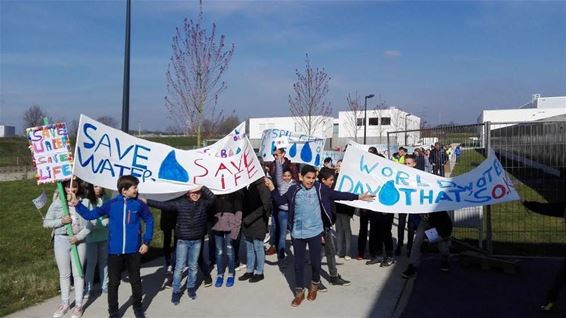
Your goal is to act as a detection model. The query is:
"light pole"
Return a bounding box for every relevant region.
[404,113,411,146]
[363,94,375,144]
[121,0,131,133]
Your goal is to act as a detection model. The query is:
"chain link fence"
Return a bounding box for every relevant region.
[388,120,566,256]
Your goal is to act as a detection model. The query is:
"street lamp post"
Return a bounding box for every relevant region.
[404,113,411,146]
[121,0,131,133]
[363,94,375,144]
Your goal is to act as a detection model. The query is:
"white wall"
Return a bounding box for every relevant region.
[0,125,16,137]
[479,108,566,125]
[536,96,566,109]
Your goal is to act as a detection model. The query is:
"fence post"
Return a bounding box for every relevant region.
[484,121,493,255]
[386,132,391,160]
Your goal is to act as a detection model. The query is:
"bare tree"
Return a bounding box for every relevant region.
[96,116,119,129]
[23,105,48,128]
[343,91,364,142]
[288,54,332,137]
[164,0,235,146]
[218,110,239,135]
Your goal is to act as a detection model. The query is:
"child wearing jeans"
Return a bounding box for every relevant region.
[265,165,374,307]
[44,178,90,318]
[71,175,153,318]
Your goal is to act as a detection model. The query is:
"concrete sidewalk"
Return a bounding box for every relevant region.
[8,217,409,318]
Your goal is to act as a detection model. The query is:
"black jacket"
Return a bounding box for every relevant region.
[147,187,215,241]
[242,179,273,240]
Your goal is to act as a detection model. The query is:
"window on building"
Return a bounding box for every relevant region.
[369,117,379,126]
[381,117,391,125]
[356,118,364,126]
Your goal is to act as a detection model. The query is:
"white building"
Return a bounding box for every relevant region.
[336,107,421,147]
[478,94,566,127]
[247,107,421,149]
[0,125,16,137]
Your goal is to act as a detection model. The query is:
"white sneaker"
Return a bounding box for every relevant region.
[345,256,352,261]
[70,306,83,318]
[53,304,69,318]
[263,233,271,244]
[166,265,173,273]
[235,264,247,272]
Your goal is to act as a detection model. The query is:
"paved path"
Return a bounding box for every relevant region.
[7,216,410,318]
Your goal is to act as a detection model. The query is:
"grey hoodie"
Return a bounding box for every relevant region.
[43,194,90,241]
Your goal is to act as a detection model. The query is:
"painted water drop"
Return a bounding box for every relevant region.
[314,154,321,166]
[236,147,241,154]
[378,180,400,206]
[158,150,189,182]
[300,142,312,163]
[271,141,276,154]
[289,143,297,157]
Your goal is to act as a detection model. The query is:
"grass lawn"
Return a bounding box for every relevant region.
[448,149,565,255]
[0,179,166,317]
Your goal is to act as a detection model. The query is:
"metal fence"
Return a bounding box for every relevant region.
[388,120,566,256]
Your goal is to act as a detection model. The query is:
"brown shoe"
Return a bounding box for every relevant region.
[291,289,305,307]
[307,282,319,301]
[265,246,277,256]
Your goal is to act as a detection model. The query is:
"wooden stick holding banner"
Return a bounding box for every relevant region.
[27,118,83,277]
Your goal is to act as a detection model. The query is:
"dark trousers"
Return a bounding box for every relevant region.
[375,213,394,257]
[368,212,380,258]
[323,228,338,277]
[433,165,445,177]
[162,228,175,267]
[358,209,370,257]
[397,213,415,253]
[293,233,322,289]
[547,258,566,302]
[107,253,143,315]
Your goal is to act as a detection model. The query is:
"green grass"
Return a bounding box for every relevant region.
[448,149,566,254]
[0,180,165,317]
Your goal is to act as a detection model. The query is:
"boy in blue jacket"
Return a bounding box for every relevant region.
[265,165,374,307]
[71,175,153,318]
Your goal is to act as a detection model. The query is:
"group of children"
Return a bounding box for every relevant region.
[42,144,565,316]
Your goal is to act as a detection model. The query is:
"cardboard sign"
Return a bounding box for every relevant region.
[27,123,73,184]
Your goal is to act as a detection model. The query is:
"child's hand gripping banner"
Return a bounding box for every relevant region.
[27,122,73,184]
[259,128,326,166]
[73,115,264,200]
[336,146,520,213]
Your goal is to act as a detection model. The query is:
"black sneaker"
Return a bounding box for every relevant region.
[330,275,351,286]
[204,275,213,287]
[440,259,449,272]
[134,308,146,318]
[402,264,417,279]
[171,292,181,305]
[366,257,382,265]
[238,272,254,281]
[318,281,328,292]
[187,288,197,300]
[249,274,265,283]
[380,257,396,267]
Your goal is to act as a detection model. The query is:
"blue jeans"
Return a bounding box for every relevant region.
[275,210,289,257]
[172,239,202,293]
[245,237,265,274]
[214,231,235,276]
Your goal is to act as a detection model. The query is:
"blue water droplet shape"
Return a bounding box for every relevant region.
[378,180,400,206]
[236,147,241,154]
[271,141,276,154]
[158,150,189,182]
[314,154,321,166]
[300,142,312,163]
[289,143,297,157]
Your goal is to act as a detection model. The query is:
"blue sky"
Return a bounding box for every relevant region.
[1,0,565,133]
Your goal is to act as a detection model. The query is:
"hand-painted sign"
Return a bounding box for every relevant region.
[73,115,263,200]
[336,146,519,213]
[198,122,246,158]
[259,129,326,166]
[27,123,73,184]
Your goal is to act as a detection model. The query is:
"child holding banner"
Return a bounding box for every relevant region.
[43,178,90,318]
[84,184,110,300]
[70,175,153,318]
[265,165,374,307]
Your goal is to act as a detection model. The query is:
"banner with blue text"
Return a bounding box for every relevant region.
[259,128,326,166]
[73,115,263,200]
[336,146,519,213]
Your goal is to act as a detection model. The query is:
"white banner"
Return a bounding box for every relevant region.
[197,122,246,158]
[73,115,263,200]
[336,146,519,213]
[259,128,326,166]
